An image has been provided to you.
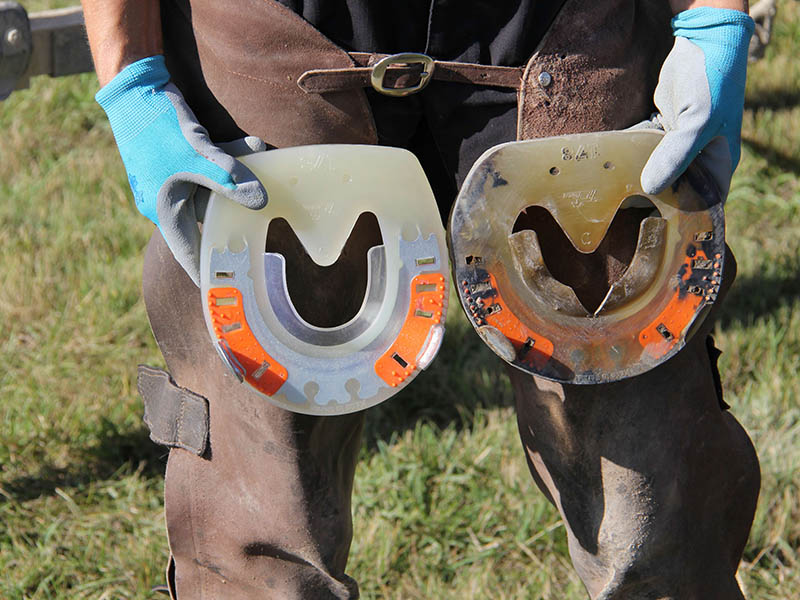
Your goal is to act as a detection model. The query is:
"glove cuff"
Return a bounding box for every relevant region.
[95,56,173,146]
[672,7,754,96]
[672,7,755,40]
[95,55,170,107]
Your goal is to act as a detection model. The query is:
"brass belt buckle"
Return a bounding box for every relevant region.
[370,53,435,97]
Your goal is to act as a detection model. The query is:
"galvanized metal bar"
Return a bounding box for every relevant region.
[1,3,93,100]
[0,1,31,99]
[21,6,93,84]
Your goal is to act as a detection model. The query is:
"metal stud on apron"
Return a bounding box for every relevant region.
[200,145,449,415]
[449,129,725,384]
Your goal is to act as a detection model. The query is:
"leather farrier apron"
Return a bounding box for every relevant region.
[140,2,757,599]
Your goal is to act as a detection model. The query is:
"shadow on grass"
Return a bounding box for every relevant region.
[1,318,511,503]
[14,263,794,502]
[741,136,800,176]
[365,260,800,449]
[362,317,514,450]
[0,420,166,505]
[745,88,800,112]
[366,259,800,452]
[4,261,797,505]
[717,267,800,328]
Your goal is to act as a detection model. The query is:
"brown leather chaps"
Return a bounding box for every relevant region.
[141,1,760,598]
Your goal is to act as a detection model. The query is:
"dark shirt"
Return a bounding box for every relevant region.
[274,0,567,66]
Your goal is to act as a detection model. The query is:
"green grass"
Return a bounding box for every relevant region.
[1,1,799,598]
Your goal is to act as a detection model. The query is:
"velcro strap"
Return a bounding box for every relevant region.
[297,52,524,94]
[137,365,209,456]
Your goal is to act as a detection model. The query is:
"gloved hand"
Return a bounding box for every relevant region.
[641,8,754,198]
[96,55,268,286]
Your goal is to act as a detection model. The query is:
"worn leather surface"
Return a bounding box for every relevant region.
[161,0,672,148]
[518,0,673,139]
[510,249,760,599]
[143,233,364,599]
[162,0,378,146]
[150,1,760,598]
[138,364,210,456]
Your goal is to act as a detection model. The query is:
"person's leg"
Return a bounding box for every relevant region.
[142,3,392,598]
[417,7,759,590]
[510,245,760,599]
[420,77,760,598]
[143,232,368,599]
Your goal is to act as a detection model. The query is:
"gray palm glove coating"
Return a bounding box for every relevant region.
[640,37,733,198]
[95,55,270,288]
[156,87,268,286]
[190,137,269,225]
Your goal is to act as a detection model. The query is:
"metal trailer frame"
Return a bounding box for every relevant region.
[0,2,92,100]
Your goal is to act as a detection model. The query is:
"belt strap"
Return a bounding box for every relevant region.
[137,365,209,456]
[298,52,524,94]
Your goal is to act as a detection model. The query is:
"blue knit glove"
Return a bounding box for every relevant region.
[641,8,754,198]
[96,55,268,285]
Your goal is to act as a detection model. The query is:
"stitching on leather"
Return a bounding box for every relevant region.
[177,394,187,447]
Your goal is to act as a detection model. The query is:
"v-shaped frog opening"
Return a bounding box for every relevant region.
[265,212,384,328]
[511,197,662,314]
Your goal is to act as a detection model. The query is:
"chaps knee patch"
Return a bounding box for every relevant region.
[137,364,210,456]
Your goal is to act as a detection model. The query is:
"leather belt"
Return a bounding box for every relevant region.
[298,52,524,97]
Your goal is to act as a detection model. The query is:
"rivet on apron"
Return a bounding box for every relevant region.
[538,71,552,88]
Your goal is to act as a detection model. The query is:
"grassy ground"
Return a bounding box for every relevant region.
[1,1,798,598]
